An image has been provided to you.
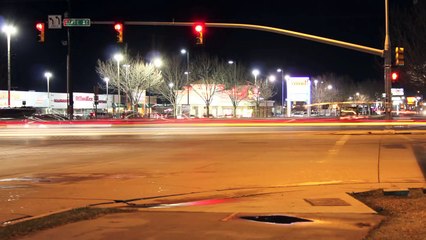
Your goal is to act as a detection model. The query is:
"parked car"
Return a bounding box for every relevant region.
[89,111,113,119]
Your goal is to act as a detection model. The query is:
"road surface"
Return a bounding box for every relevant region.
[1,124,425,226]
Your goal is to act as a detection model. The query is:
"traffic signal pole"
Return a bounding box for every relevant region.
[384,0,392,120]
[92,4,391,117]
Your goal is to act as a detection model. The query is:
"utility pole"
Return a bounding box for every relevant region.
[384,0,392,120]
[65,1,73,119]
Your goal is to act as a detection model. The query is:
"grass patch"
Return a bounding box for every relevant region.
[352,189,426,240]
[0,207,135,240]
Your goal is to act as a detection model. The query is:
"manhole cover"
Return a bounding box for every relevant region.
[383,144,406,149]
[240,215,312,224]
[304,198,351,206]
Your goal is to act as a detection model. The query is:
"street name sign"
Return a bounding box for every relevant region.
[63,18,91,27]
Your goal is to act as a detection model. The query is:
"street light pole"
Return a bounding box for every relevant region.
[384,0,392,120]
[114,53,123,117]
[151,58,163,118]
[277,68,284,115]
[2,25,16,108]
[44,72,52,113]
[181,49,190,105]
[228,60,237,117]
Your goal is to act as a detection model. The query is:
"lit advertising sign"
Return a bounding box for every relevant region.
[391,88,404,96]
[286,77,311,102]
[0,90,110,109]
[406,97,416,104]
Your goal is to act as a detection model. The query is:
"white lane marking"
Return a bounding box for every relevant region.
[328,135,350,155]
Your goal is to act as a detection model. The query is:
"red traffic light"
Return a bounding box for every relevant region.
[114,23,123,32]
[36,23,44,31]
[193,23,205,45]
[36,22,45,42]
[114,23,123,43]
[195,24,203,33]
[391,72,398,81]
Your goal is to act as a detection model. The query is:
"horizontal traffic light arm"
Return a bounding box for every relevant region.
[91,21,384,57]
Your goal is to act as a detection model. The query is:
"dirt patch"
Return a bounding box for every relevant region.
[352,188,426,240]
[0,207,135,240]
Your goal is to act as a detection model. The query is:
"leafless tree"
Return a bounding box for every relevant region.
[96,55,163,112]
[222,63,250,117]
[392,1,426,88]
[191,54,227,117]
[152,55,188,118]
[251,78,276,117]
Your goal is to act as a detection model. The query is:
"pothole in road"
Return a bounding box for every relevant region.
[240,215,313,224]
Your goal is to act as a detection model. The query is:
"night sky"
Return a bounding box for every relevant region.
[0,0,414,95]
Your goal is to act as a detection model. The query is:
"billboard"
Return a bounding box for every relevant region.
[391,88,404,96]
[286,77,311,102]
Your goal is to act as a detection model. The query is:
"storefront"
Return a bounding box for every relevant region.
[0,90,115,117]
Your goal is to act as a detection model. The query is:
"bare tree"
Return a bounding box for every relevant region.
[312,73,353,103]
[153,55,187,118]
[392,1,426,87]
[191,54,227,117]
[251,78,276,117]
[96,55,163,112]
[222,63,250,117]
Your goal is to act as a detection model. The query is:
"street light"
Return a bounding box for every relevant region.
[104,77,109,111]
[277,69,286,115]
[113,53,123,116]
[180,49,190,105]
[252,69,260,85]
[153,57,163,68]
[149,57,163,118]
[268,74,276,83]
[228,60,237,85]
[327,84,333,90]
[2,24,17,108]
[44,72,52,112]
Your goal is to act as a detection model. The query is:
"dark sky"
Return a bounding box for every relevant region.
[0,0,414,94]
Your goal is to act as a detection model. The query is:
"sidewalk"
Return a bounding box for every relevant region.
[11,182,426,240]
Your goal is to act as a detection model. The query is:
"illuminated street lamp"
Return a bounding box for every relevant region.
[180,49,190,105]
[252,69,260,85]
[2,24,17,107]
[149,57,163,118]
[113,53,124,115]
[153,57,163,68]
[228,60,237,87]
[44,72,52,112]
[268,74,276,83]
[327,84,333,90]
[277,69,286,114]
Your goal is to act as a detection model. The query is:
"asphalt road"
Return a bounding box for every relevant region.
[0,125,425,229]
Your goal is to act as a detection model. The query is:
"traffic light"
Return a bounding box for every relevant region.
[36,22,45,43]
[194,23,204,45]
[391,72,399,81]
[114,23,123,43]
[395,47,404,66]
